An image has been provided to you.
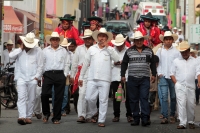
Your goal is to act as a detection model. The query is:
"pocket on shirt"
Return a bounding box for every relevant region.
[29,57,36,64]
[103,52,110,61]
[59,56,64,63]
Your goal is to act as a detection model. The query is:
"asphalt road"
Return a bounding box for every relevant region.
[0,100,200,133]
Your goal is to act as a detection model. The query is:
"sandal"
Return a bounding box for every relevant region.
[98,123,105,127]
[17,118,26,125]
[112,117,120,122]
[159,115,163,119]
[53,120,60,124]
[177,125,186,129]
[160,118,168,124]
[43,115,49,123]
[91,118,97,123]
[127,116,133,123]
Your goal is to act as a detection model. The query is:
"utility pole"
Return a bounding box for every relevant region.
[39,0,45,48]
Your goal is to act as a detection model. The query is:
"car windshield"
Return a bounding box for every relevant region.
[104,22,130,33]
[153,15,167,26]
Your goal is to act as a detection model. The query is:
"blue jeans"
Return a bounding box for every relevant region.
[52,85,69,113]
[127,76,150,123]
[159,77,176,119]
[157,84,163,115]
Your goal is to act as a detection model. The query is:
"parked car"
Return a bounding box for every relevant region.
[104,20,134,37]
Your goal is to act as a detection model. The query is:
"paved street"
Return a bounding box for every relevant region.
[0,100,200,133]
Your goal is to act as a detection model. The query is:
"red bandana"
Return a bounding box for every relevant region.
[90,20,99,25]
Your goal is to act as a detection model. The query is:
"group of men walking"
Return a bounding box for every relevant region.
[2,12,200,129]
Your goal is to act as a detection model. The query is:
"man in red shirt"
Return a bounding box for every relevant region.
[54,14,84,46]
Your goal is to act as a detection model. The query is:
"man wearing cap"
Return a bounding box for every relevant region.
[54,15,84,46]
[70,29,94,123]
[78,28,119,127]
[9,32,43,125]
[156,31,180,124]
[121,31,156,127]
[42,32,70,124]
[110,34,133,123]
[1,39,15,72]
[170,41,200,129]
[87,16,102,31]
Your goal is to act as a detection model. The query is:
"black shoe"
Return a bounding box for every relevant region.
[142,121,149,126]
[131,121,140,126]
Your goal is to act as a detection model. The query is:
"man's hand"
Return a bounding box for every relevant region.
[158,74,163,78]
[78,80,83,87]
[197,82,200,89]
[114,61,121,65]
[20,43,24,50]
[151,76,155,83]
[38,80,41,87]
[70,78,74,85]
[121,77,126,83]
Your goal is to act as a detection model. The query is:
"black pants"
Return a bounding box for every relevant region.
[41,71,66,122]
[111,81,132,117]
[195,79,199,102]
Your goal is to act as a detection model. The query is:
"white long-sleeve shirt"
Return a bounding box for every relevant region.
[156,45,181,79]
[43,46,70,76]
[170,56,200,89]
[79,44,119,82]
[111,46,128,82]
[1,49,15,68]
[9,47,43,81]
[71,44,89,79]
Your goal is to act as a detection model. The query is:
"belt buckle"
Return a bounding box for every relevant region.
[52,70,55,73]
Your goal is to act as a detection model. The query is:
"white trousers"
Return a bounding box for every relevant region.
[33,86,42,114]
[175,82,195,127]
[85,79,110,123]
[17,79,37,119]
[77,79,87,118]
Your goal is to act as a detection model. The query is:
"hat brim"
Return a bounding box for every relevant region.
[45,35,64,45]
[92,31,113,43]
[87,17,103,23]
[4,43,14,46]
[60,42,71,47]
[190,50,198,54]
[19,36,39,48]
[111,39,126,46]
[129,36,148,42]
[176,46,190,52]
[159,34,178,42]
[140,16,155,21]
[80,35,93,39]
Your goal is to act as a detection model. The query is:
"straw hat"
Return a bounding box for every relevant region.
[81,29,93,39]
[176,41,190,52]
[178,29,182,31]
[5,39,14,46]
[60,38,71,47]
[159,31,178,42]
[129,31,148,41]
[111,34,127,46]
[92,28,113,43]
[19,32,39,48]
[190,48,198,55]
[45,32,64,45]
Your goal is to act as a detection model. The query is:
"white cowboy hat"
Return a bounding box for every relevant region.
[19,32,39,48]
[173,27,177,30]
[129,31,148,41]
[45,32,64,45]
[159,31,178,42]
[178,29,182,31]
[111,34,127,46]
[60,38,71,47]
[5,39,14,46]
[92,28,113,42]
[190,48,198,55]
[159,24,163,28]
[176,41,190,52]
[81,29,93,39]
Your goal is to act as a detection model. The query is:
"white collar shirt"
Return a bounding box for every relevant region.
[43,46,70,76]
[170,56,200,89]
[156,45,181,79]
[111,46,128,82]
[79,44,119,82]
[2,49,15,68]
[9,47,43,81]
[71,44,89,79]
[175,34,184,43]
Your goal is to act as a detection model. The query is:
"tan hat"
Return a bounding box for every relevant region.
[129,31,148,41]
[5,39,14,46]
[81,29,93,39]
[111,34,127,46]
[159,31,178,42]
[19,32,39,48]
[176,41,190,52]
[60,38,71,47]
[190,48,198,55]
[45,32,64,45]
[92,28,113,43]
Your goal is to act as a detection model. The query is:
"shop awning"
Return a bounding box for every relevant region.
[4,6,23,33]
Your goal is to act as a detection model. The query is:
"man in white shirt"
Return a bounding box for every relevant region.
[78,28,119,127]
[9,32,43,125]
[156,31,180,124]
[110,34,132,123]
[173,27,178,35]
[1,39,15,72]
[70,29,94,123]
[176,29,184,43]
[170,41,200,129]
[42,32,70,124]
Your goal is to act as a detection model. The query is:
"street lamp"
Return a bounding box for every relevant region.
[196,3,200,24]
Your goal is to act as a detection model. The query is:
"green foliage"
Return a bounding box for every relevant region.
[196,10,200,17]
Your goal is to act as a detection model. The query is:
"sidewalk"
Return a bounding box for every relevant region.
[0,100,200,133]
